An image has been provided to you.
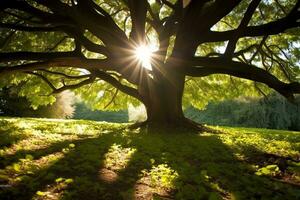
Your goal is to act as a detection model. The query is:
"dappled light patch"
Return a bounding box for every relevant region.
[133,182,154,200]
[103,143,136,171]
[218,127,300,159]
[0,120,32,156]
[132,164,179,200]
[99,143,136,184]
[0,133,79,158]
[98,168,118,183]
[5,118,36,130]
[1,152,64,186]
[33,177,74,200]
[142,164,178,190]
[0,118,300,199]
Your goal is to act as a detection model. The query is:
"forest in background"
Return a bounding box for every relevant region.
[1,86,299,130]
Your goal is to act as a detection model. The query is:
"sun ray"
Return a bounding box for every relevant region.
[134,44,156,70]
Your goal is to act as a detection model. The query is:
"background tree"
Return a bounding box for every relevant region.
[185,94,300,131]
[1,0,300,129]
[0,86,75,118]
[73,102,128,122]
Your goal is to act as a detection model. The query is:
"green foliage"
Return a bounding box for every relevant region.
[0,117,300,199]
[73,80,140,111]
[185,94,300,130]
[72,102,128,122]
[183,75,263,109]
[182,0,300,108]
[103,143,136,170]
[255,164,280,176]
[0,86,75,118]
[145,164,179,189]
[1,0,299,113]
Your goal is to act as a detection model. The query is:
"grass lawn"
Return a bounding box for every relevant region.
[0,117,299,200]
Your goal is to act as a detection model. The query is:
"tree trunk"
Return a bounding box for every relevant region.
[136,65,213,132]
[146,74,185,124]
[138,66,187,126]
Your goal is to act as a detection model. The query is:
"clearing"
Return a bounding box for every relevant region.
[0,117,299,200]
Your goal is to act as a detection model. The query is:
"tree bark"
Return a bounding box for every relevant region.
[135,64,216,132]
[145,72,185,124]
[137,65,191,128]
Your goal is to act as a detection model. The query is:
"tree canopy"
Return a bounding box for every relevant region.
[1,0,300,126]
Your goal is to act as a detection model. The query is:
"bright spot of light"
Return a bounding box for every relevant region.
[134,44,156,70]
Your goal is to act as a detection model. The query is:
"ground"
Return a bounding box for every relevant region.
[0,117,299,200]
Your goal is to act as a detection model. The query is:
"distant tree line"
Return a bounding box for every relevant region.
[0,86,74,118]
[185,94,300,131]
[0,85,127,122]
[72,103,128,123]
[1,85,299,130]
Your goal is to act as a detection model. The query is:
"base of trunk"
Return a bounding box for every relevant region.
[129,117,222,134]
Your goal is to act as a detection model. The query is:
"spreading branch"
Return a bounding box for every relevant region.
[0,51,80,62]
[0,58,110,74]
[185,57,300,99]
[92,70,142,101]
[205,1,300,43]
[38,69,91,80]
[0,23,65,32]
[224,0,261,57]
[25,70,95,94]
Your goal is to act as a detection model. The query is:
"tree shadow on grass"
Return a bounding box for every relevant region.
[115,130,300,199]
[0,120,29,149]
[0,120,31,169]
[0,140,79,169]
[0,127,299,200]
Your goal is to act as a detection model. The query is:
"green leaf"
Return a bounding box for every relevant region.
[65,178,74,184]
[36,191,45,196]
[55,177,64,183]
[13,163,21,172]
[25,154,34,160]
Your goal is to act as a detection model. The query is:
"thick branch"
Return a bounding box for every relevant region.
[207,20,300,42]
[92,70,142,101]
[127,0,148,43]
[224,0,261,57]
[2,0,74,26]
[65,29,109,55]
[0,51,79,62]
[0,58,110,74]
[0,23,65,32]
[51,77,96,94]
[205,1,300,42]
[185,57,300,99]
[72,0,128,47]
[174,0,242,57]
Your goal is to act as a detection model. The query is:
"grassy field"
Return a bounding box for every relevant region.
[0,117,299,200]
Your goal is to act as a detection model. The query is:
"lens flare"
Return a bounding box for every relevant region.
[134,45,154,70]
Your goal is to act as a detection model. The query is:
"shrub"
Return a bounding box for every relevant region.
[185,94,300,130]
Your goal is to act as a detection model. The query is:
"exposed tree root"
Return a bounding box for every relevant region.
[182,117,222,134]
[128,118,223,134]
[128,121,149,129]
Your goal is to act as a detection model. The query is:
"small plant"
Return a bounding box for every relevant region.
[255,164,280,176]
[146,164,178,189]
[103,144,136,170]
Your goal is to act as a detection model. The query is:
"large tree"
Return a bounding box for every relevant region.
[1,0,300,129]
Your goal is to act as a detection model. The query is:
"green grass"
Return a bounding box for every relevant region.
[0,117,299,200]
